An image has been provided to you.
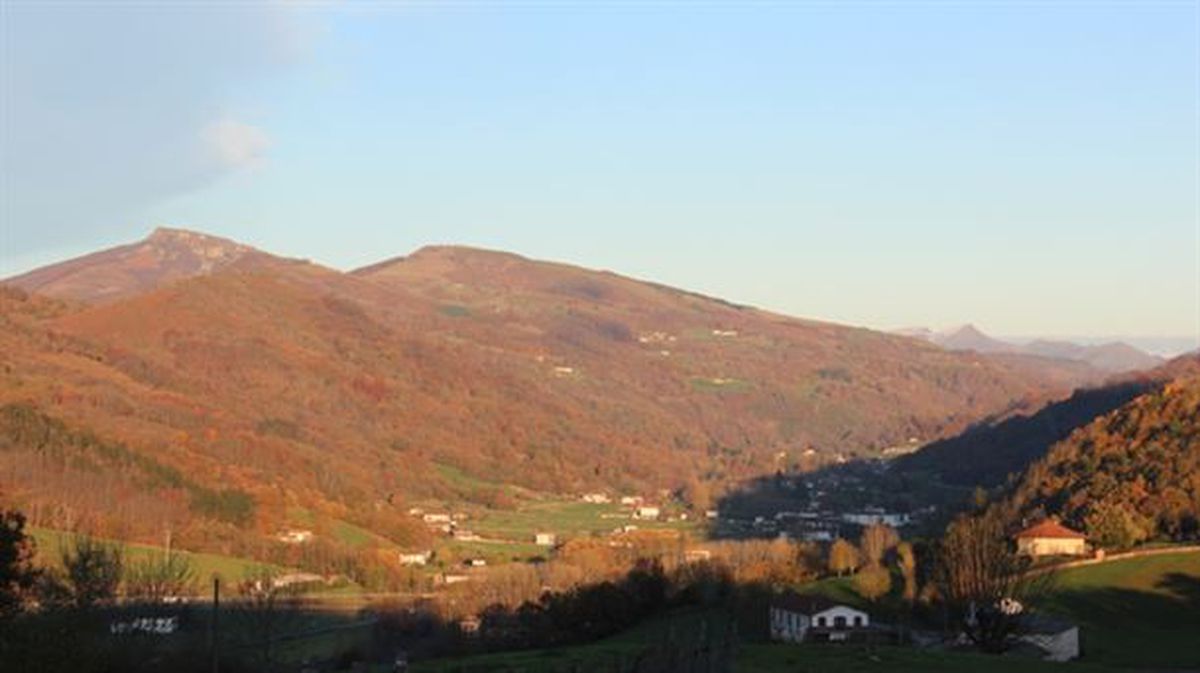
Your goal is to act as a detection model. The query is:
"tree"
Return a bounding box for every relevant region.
[853,565,892,601]
[935,512,1054,654]
[1,508,39,619]
[234,567,303,667]
[61,535,124,609]
[859,523,899,567]
[681,476,713,513]
[827,538,859,577]
[1084,502,1151,550]
[896,541,918,603]
[125,550,194,603]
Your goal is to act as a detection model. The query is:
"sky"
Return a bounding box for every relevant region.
[1,1,1198,347]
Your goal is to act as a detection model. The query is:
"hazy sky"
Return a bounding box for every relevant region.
[2,2,1197,343]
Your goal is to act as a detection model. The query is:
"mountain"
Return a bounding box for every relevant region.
[2,227,310,303]
[996,354,1200,547]
[0,228,1105,568]
[897,324,1163,374]
[931,324,1014,354]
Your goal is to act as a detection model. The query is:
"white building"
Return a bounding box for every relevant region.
[581,492,611,504]
[534,532,557,546]
[275,529,313,544]
[770,595,870,643]
[841,511,911,527]
[633,505,661,520]
[399,550,432,566]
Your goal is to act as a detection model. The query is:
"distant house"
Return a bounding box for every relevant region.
[1015,520,1087,557]
[534,532,557,546]
[841,511,911,527]
[398,550,432,566]
[464,558,487,568]
[275,529,313,544]
[457,616,481,636]
[770,594,870,643]
[422,513,451,524]
[633,506,661,520]
[581,492,611,504]
[620,495,643,506]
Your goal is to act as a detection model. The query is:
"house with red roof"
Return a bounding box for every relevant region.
[1015,520,1087,557]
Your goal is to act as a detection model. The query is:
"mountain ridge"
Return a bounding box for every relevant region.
[897,323,1163,374]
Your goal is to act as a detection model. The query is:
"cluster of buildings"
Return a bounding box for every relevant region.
[768,592,1079,661]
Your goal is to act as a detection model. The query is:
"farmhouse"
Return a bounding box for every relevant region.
[399,550,432,566]
[534,532,557,546]
[1015,520,1087,557]
[633,505,661,520]
[770,594,870,643]
[841,510,911,527]
[275,529,313,544]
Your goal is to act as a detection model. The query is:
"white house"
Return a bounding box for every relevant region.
[770,595,870,643]
[399,550,432,566]
[534,532,557,546]
[422,513,451,524]
[841,511,911,527]
[275,529,313,544]
[581,492,611,504]
[633,505,661,520]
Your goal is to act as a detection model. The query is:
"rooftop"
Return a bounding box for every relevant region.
[1015,520,1086,540]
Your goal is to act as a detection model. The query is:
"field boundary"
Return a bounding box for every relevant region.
[1030,545,1200,576]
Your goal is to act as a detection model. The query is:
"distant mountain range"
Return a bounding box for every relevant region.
[895,324,1164,374]
[0,227,1103,557]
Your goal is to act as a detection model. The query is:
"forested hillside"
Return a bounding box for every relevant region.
[998,359,1200,548]
[1,229,1106,568]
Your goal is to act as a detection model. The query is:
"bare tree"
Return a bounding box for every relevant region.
[234,567,303,668]
[934,512,1055,653]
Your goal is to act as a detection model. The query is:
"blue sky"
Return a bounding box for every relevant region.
[2,2,1197,345]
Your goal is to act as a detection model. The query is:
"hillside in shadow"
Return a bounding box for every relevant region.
[891,380,1157,488]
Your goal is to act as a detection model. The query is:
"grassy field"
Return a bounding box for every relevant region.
[411,609,729,673]
[28,526,287,586]
[739,643,1121,672]
[410,610,1124,673]
[1038,550,1200,669]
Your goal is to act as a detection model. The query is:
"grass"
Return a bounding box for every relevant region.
[410,608,1124,673]
[28,526,286,587]
[739,643,1120,672]
[469,500,700,542]
[411,608,728,673]
[1037,550,1200,669]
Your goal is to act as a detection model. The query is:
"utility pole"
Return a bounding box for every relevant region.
[209,576,220,673]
